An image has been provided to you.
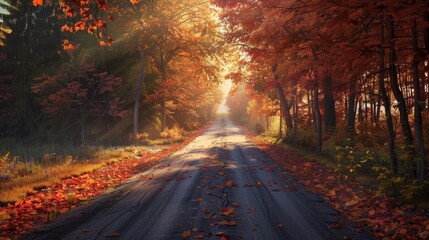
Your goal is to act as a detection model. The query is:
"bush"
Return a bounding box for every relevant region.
[253,123,265,134]
[160,125,184,143]
[333,144,375,177]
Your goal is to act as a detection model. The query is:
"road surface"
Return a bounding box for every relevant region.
[25,116,372,240]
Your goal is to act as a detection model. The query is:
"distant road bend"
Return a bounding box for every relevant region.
[25,115,372,240]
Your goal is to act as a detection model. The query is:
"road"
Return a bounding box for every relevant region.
[25,116,372,240]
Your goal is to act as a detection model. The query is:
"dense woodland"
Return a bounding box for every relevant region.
[0,0,223,145]
[220,0,429,200]
[0,0,428,202]
[0,0,429,239]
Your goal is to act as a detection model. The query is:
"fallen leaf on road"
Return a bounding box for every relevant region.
[218,218,237,226]
[182,230,191,238]
[106,232,121,237]
[225,180,233,187]
[256,181,262,188]
[222,206,235,216]
[192,234,203,239]
[215,231,225,236]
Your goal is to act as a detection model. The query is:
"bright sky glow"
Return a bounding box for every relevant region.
[217,79,232,114]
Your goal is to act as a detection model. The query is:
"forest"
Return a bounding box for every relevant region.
[223,0,429,200]
[0,0,429,239]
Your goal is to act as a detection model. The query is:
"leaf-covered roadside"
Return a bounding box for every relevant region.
[0,124,211,239]
[246,133,429,239]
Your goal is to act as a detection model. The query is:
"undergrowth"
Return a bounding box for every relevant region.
[256,123,429,204]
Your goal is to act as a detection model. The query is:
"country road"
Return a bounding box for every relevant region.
[25,116,372,240]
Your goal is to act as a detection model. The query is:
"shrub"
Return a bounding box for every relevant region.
[253,123,265,134]
[160,125,184,143]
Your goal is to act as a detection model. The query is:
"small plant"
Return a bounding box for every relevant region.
[64,155,75,166]
[0,210,9,222]
[253,123,265,134]
[48,208,61,220]
[334,144,374,178]
[136,132,149,141]
[160,125,183,143]
[373,156,426,201]
[67,192,76,204]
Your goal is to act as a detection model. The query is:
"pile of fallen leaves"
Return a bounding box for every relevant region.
[0,124,211,239]
[247,135,429,239]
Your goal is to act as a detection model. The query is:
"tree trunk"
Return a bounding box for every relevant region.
[323,76,336,132]
[380,17,399,174]
[279,104,283,138]
[160,52,167,131]
[425,1,429,54]
[412,16,426,180]
[387,16,413,146]
[307,90,312,124]
[161,99,167,131]
[276,83,293,136]
[347,82,356,133]
[314,80,322,153]
[79,104,85,145]
[133,49,146,139]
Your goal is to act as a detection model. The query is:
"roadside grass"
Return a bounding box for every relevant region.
[0,126,192,204]
[254,134,377,187]
[252,125,429,208]
[0,144,156,203]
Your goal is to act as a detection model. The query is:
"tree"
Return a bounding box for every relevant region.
[0,0,13,46]
[32,49,127,143]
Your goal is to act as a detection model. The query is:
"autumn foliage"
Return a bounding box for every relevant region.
[0,124,211,238]
[249,134,429,239]
[217,0,429,198]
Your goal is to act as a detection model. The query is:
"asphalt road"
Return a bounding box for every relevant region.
[25,116,372,240]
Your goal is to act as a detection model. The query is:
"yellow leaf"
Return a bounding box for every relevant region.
[345,199,359,207]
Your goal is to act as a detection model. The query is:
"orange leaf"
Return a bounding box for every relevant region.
[182,230,191,238]
[105,232,121,237]
[130,0,139,4]
[192,234,203,239]
[256,181,262,188]
[368,210,376,216]
[225,180,233,187]
[32,0,43,6]
[218,218,236,226]
[221,207,235,217]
